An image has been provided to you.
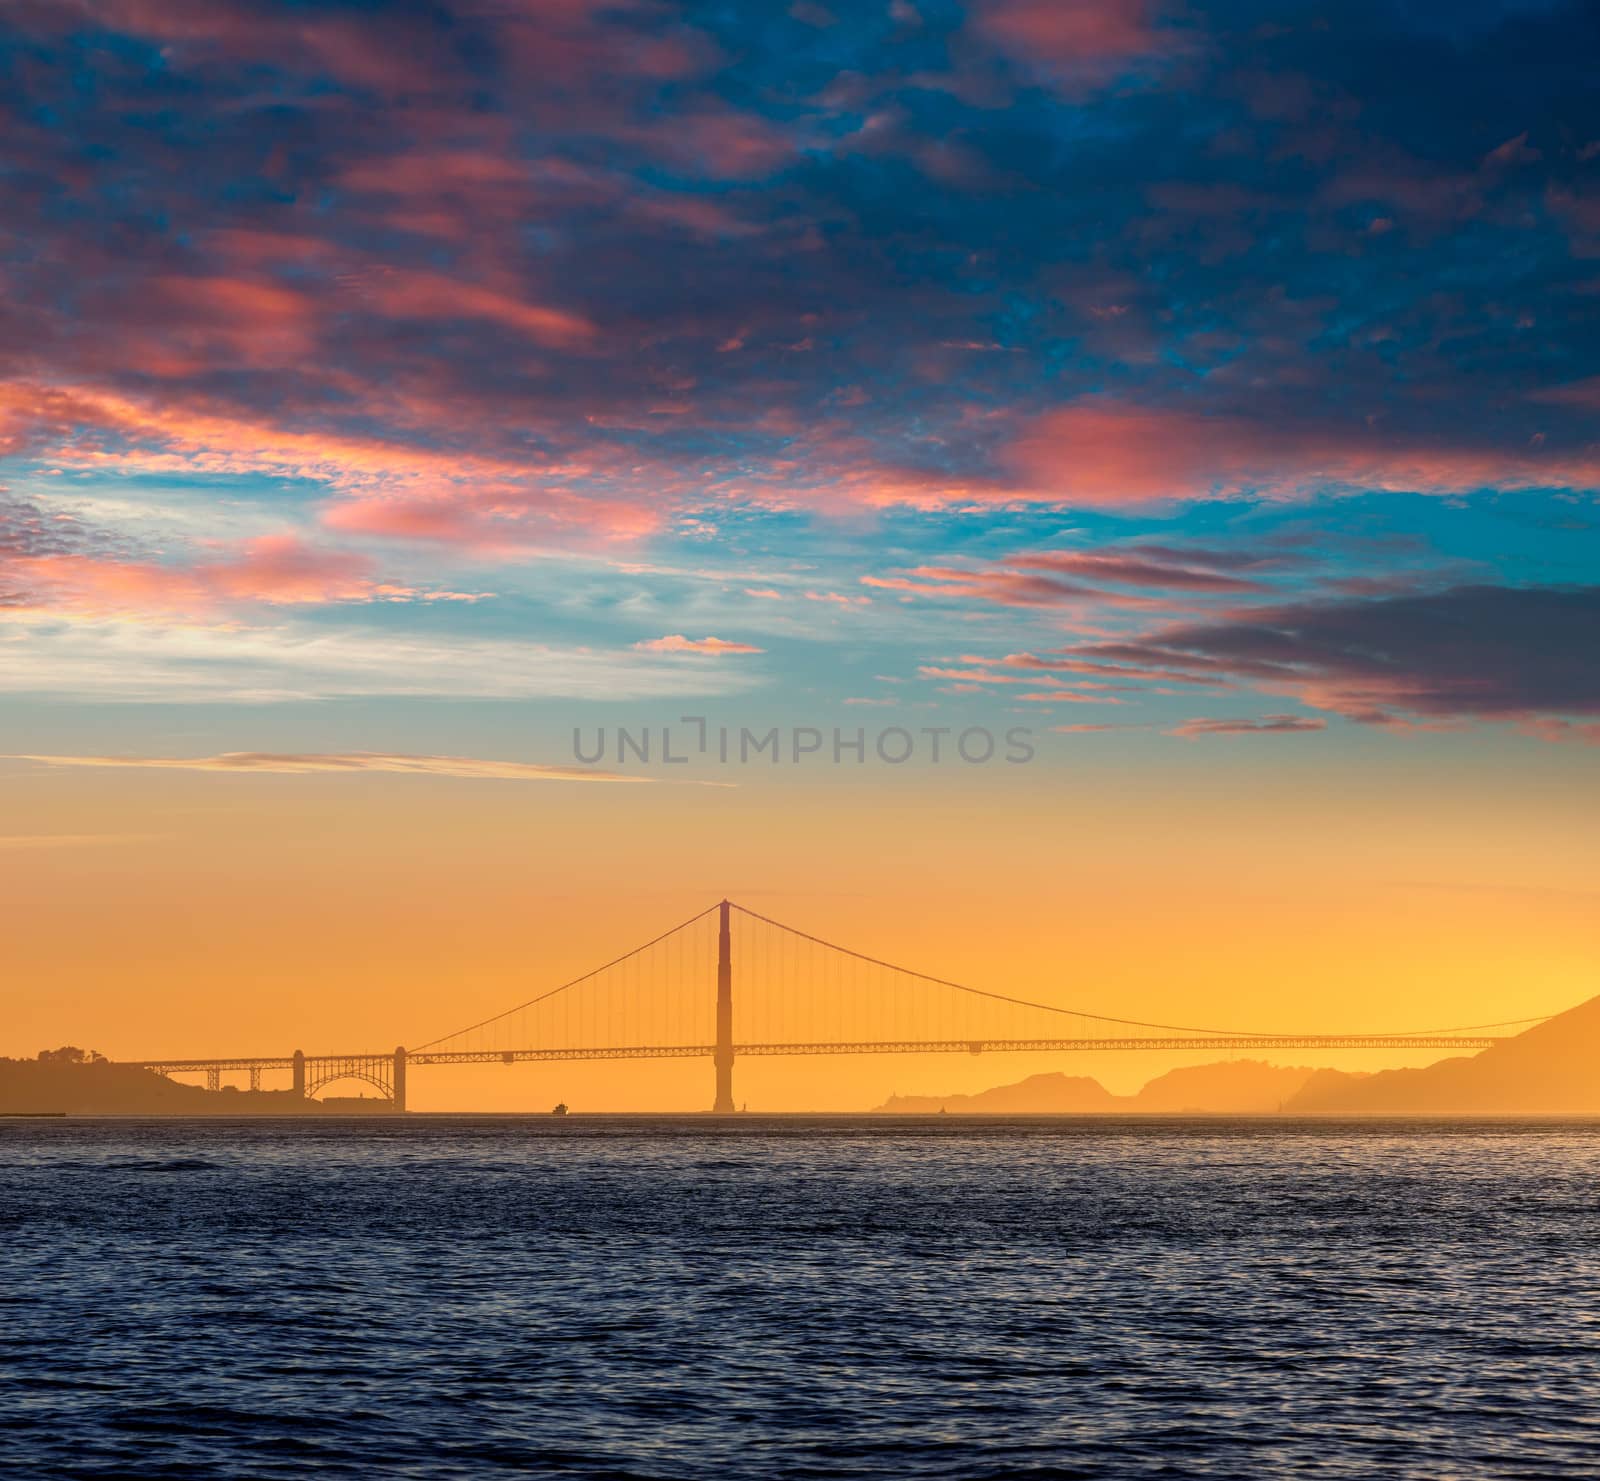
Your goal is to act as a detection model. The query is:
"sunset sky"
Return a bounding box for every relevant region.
[2,0,1597,1109]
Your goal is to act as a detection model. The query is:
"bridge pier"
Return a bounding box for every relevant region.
[713,899,734,1112]
[292,1048,305,1097]
[393,1046,407,1113]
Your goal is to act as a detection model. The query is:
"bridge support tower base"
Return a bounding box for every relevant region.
[713,899,735,1112]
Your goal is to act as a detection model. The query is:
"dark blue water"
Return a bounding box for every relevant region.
[3,1117,1600,1478]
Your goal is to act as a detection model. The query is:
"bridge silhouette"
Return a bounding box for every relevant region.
[126,900,1526,1111]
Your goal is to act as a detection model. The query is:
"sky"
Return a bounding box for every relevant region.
[1,0,1597,1109]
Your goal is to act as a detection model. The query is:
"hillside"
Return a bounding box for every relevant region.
[1133,1061,1331,1113]
[1286,993,1600,1114]
[877,1073,1119,1114]
[877,998,1600,1118]
[875,1060,1351,1114]
[0,1050,380,1115]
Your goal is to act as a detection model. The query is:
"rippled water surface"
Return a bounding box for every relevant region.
[4,1116,1600,1478]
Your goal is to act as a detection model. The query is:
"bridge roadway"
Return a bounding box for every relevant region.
[415,1034,1506,1061]
[130,1032,1503,1077]
[123,1033,1507,1108]
[125,901,1535,1108]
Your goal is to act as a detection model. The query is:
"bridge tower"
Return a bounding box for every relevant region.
[292,1048,305,1097]
[393,1046,407,1113]
[713,899,734,1112]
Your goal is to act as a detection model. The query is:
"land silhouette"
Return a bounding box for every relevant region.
[1285,992,1600,1114]
[875,1060,1353,1114]
[0,1049,389,1115]
[7,994,1597,1115]
[876,993,1600,1116]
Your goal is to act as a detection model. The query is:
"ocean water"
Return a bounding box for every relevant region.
[2,1117,1599,1479]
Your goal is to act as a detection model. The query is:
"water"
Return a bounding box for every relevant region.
[3,1116,1600,1479]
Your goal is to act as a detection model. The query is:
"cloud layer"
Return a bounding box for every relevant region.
[10,752,642,782]
[1,0,1597,740]
[1067,585,1600,735]
[2,0,1597,550]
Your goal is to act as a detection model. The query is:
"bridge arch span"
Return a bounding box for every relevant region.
[306,1069,391,1099]
[304,1055,395,1104]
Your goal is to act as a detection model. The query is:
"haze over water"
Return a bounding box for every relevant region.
[5,1116,1599,1479]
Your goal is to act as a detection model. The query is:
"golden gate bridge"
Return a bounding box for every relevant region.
[125,900,1531,1111]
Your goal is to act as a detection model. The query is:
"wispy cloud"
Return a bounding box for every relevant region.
[0,621,766,702]
[1081,585,1600,737]
[1004,401,1600,507]
[9,753,644,783]
[3,533,485,619]
[0,833,157,849]
[1167,714,1328,737]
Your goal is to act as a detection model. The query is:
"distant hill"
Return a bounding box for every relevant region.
[1286,994,1600,1114]
[877,1000,1600,1117]
[878,1073,1119,1114]
[875,1060,1354,1114]
[1133,1061,1332,1113]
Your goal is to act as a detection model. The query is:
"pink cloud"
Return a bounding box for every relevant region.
[862,563,1168,609]
[1547,183,1600,247]
[203,229,337,267]
[342,268,594,347]
[7,555,215,619]
[633,634,765,655]
[0,381,497,485]
[916,665,1033,684]
[56,0,706,102]
[952,650,1230,688]
[336,142,753,243]
[972,0,1172,71]
[1003,399,1600,505]
[1530,375,1600,409]
[340,150,530,197]
[201,534,421,605]
[1517,718,1600,746]
[1168,713,1327,737]
[0,379,664,554]
[59,0,445,92]
[640,105,798,178]
[1008,549,1270,592]
[130,275,320,373]
[1482,132,1540,170]
[325,484,664,550]
[4,534,465,620]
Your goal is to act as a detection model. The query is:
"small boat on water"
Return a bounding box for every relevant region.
[551,1102,568,1116]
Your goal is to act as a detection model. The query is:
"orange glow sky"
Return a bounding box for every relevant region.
[6,737,1595,1111]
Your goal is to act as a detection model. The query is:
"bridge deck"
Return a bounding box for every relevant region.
[128,1033,1503,1076]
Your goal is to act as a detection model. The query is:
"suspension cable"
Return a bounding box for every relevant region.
[728,902,1555,1040]
[406,902,722,1051]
